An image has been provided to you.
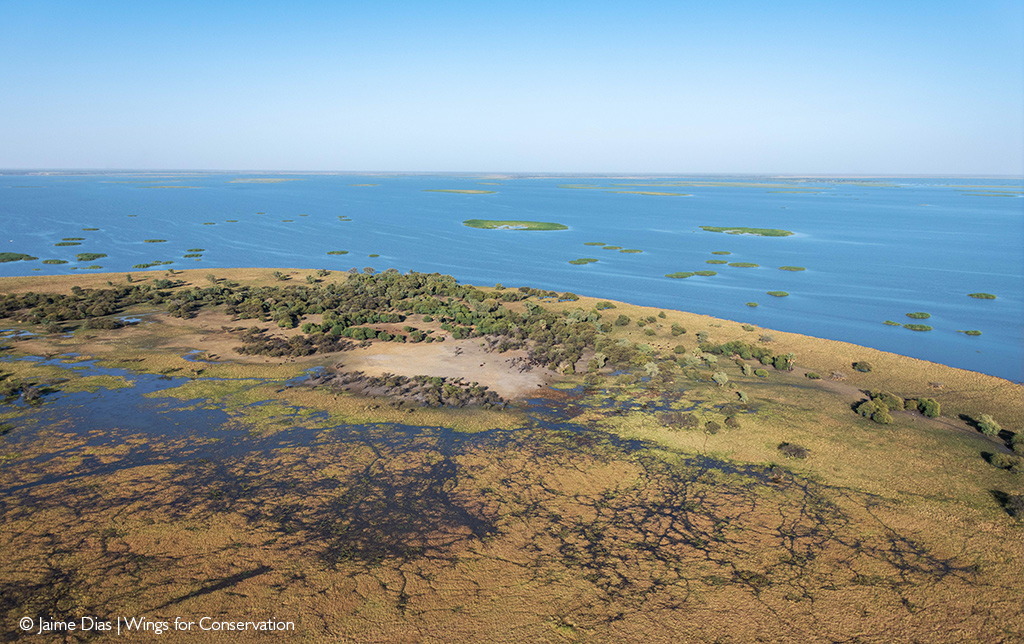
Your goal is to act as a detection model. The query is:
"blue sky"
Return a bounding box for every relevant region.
[1,1,1021,174]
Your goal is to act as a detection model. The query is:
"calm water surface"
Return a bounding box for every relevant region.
[1,173,1021,381]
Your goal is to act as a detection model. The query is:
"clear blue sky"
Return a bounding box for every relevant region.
[1,0,1021,174]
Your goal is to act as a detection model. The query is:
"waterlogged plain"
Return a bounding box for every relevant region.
[0,268,1022,642]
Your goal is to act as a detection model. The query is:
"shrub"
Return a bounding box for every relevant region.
[977,414,1002,437]
[724,416,740,428]
[712,371,729,386]
[852,361,873,372]
[614,315,630,326]
[778,443,809,459]
[773,354,794,371]
[595,301,616,310]
[644,328,656,336]
[754,368,768,378]
[705,421,721,434]
[871,391,904,411]
[741,324,755,331]
[742,364,753,376]
[805,372,820,379]
[917,397,940,418]
[989,453,1023,472]
[673,345,687,354]
[856,400,892,424]
[670,324,686,336]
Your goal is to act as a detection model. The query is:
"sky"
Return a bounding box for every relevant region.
[1,0,1021,174]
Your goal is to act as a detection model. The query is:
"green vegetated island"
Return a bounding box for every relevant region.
[0,268,1022,643]
[463,219,568,230]
[701,226,795,237]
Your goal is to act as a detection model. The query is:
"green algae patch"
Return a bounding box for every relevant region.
[187,248,205,252]
[779,266,806,271]
[746,302,758,307]
[81,228,99,231]
[601,246,623,250]
[368,254,380,258]
[728,262,759,268]
[41,259,68,265]
[711,251,731,255]
[665,272,695,279]
[327,250,349,255]
[569,258,598,265]
[143,239,168,243]
[182,254,202,258]
[701,226,794,237]
[968,293,996,299]
[54,242,82,247]
[706,260,728,264]
[425,189,496,195]
[619,249,643,253]
[62,237,86,241]
[906,312,931,320]
[959,330,982,336]
[884,320,901,326]
[75,253,107,262]
[0,253,38,263]
[584,242,606,246]
[463,219,568,231]
[903,324,933,332]
[694,270,717,276]
[767,291,789,297]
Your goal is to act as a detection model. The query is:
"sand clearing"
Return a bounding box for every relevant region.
[329,339,555,399]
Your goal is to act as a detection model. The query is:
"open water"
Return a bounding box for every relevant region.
[1,172,1021,381]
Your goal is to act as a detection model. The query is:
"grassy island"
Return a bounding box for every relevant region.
[0,253,38,263]
[462,219,568,231]
[701,226,795,237]
[903,323,933,331]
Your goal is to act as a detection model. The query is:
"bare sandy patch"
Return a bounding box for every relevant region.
[331,338,556,399]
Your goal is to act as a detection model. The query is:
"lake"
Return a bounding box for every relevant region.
[1,172,1021,381]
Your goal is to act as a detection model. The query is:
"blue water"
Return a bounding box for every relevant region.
[1,172,1022,381]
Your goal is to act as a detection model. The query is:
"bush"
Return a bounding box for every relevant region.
[670,323,686,336]
[917,397,940,418]
[724,416,740,428]
[977,414,1002,437]
[805,372,820,379]
[856,400,892,424]
[742,364,753,376]
[595,301,616,310]
[754,368,768,378]
[870,391,904,411]
[614,315,630,326]
[673,345,687,354]
[778,443,809,459]
[989,453,1023,473]
[852,361,873,372]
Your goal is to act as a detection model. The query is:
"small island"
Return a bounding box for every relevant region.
[462,219,568,231]
[425,189,497,195]
[701,226,794,237]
